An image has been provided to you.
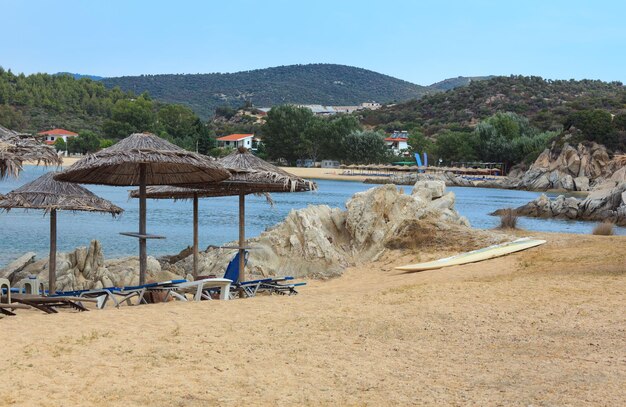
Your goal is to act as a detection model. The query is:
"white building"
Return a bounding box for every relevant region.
[384,131,409,155]
[38,128,79,145]
[216,134,259,150]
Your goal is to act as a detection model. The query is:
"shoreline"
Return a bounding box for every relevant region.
[34,159,590,194]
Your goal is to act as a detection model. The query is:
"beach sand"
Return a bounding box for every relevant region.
[31,159,369,182]
[1,231,624,406]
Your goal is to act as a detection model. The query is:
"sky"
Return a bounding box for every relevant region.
[2,0,625,85]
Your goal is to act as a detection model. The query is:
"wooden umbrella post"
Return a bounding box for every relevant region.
[238,192,245,298]
[193,193,199,278]
[49,208,57,294]
[139,163,147,285]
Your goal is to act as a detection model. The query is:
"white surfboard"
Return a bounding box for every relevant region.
[395,237,546,272]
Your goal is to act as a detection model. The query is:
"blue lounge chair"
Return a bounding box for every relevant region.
[221,252,305,297]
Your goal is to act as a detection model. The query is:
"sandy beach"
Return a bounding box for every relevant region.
[39,158,371,182]
[1,231,624,406]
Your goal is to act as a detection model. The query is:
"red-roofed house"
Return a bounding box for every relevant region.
[38,128,79,145]
[216,133,256,150]
[384,131,409,155]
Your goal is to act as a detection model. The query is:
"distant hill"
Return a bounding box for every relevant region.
[428,76,493,91]
[361,75,626,135]
[102,64,435,119]
[55,72,104,81]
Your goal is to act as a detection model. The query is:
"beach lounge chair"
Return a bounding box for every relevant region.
[258,279,306,296]
[10,293,100,314]
[221,252,306,297]
[118,280,188,305]
[146,278,232,302]
[51,287,137,309]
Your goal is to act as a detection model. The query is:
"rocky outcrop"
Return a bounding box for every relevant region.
[364,171,474,187]
[173,184,496,280]
[518,143,624,191]
[0,252,36,281]
[4,240,180,291]
[493,182,626,226]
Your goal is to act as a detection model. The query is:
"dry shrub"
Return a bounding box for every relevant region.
[499,208,518,229]
[385,219,436,250]
[592,221,614,236]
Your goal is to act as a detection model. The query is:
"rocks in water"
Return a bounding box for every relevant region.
[364,171,474,187]
[518,142,624,191]
[184,184,474,280]
[494,182,626,226]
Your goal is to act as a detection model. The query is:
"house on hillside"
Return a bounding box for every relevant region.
[38,128,79,145]
[216,134,261,150]
[298,105,336,115]
[384,131,409,155]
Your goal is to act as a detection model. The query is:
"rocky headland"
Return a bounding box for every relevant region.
[493,182,626,226]
[484,143,626,192]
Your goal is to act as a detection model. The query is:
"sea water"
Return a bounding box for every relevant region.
[0,166,623,267]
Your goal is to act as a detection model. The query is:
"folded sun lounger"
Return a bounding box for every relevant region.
[10,293,99,314]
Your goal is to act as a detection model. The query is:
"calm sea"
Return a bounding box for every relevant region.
[0,166,623,267]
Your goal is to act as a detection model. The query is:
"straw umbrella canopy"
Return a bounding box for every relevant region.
[0,172,123,293]
[0,125,62,179]
[54,132,230,284]
[133,147,316,285]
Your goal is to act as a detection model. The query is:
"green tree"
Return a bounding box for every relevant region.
[157,104,201,140]
[474,112,540,168]
[304,114,360,161]
[53,138,66,152]
[407,129,434,155]
[67,130,101,154]
[434,131,478,164]
[263,105,314,164]
[102,95,156,139]
[341,130,390,164]
[0,105,26,129]
[564,109,618,149]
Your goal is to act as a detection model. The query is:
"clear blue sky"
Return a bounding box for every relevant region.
[2,0,625,85]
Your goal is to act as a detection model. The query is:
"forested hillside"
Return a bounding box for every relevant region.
[361,75,626,135]
[102,64,433,119]
[0,68,213,153]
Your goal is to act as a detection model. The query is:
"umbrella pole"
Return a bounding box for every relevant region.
[139,163,147,285]
[49,208,57,294]
[238,192,245,298]
[193,193,198,278]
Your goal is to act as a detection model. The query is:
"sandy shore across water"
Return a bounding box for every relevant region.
[30,157,374,182]
[1,231,624,406]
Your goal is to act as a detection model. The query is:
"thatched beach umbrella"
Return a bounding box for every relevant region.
[54,132,230,284]
[0,125,62,179]
[133,148,316,285]
[0,172,123,293]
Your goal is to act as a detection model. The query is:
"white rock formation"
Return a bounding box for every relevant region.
[495,182,626,225]
[5,240,179,291]
[518,143,624,191]
[172,184,472,279]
